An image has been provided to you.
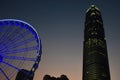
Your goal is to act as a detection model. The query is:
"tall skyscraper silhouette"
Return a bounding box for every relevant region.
[83,5,111,80]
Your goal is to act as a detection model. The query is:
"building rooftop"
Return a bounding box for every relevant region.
[86,5,100,13]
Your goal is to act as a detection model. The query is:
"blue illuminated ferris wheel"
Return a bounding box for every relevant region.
[0,19,42,80]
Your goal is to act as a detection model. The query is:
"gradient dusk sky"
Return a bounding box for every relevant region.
[0,0,120,80]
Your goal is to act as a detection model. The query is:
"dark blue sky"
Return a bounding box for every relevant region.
[0,0,120,80]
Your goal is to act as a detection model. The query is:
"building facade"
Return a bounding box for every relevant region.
[82,5,111,80]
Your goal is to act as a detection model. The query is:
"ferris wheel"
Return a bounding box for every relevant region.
[0,19,42,80]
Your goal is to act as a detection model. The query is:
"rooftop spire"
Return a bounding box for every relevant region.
[86,5,100,13]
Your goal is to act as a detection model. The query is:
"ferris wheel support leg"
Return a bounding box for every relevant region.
[15,69,34,80]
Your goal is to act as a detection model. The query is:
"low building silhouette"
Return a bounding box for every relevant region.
[43,74,69,80]
[43,75,51,80]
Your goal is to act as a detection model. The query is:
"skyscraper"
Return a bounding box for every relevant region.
[82,5,111,80]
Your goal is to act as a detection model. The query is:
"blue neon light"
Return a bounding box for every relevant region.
[25,24,29,30]
[9,21,14,26]
[15,21,19,26]
[3,21,8,26]
[0,22,3,26]
[2,46,38,54]
[3,56,36,61]
[0,55,3,62]
[0,19,41,80]
[0,19,40,50]
[20,22,24,27]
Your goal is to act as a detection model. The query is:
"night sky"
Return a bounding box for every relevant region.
[0,0,120,80]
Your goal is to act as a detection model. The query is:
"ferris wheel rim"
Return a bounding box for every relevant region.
[0,19,42,80]
[0,19,41,53]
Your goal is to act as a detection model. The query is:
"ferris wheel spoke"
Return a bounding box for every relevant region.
[8,31,29,42]
[0,31,30,52]
[6,37,30,49]
[3,46,38,54]
[0,19,41,80]
[2,61,20,70]
[0,27,22,45]
[0,37,35,52]
[5,27,23,40]
[5,30,30,45]
[3,56,36,61]
[0,31,5,39]
[0,68,10,80]
[0,32,7,43]
[0,26,13,44]
[9,37,35,48]
[0,27,10,40]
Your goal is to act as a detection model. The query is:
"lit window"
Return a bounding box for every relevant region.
[91,12,95,16]
[96,20,102,24]
[85,39,91,48]
[91,31,97,35]
[88,51,97,55]
[91,32,94,35]
[95,11,100,15]
[86,71,89,74]
[94,28,97,30]
[88,38,91,40]
[102,73,107,77]
[98,39,105,48]
[99,52,105,56]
